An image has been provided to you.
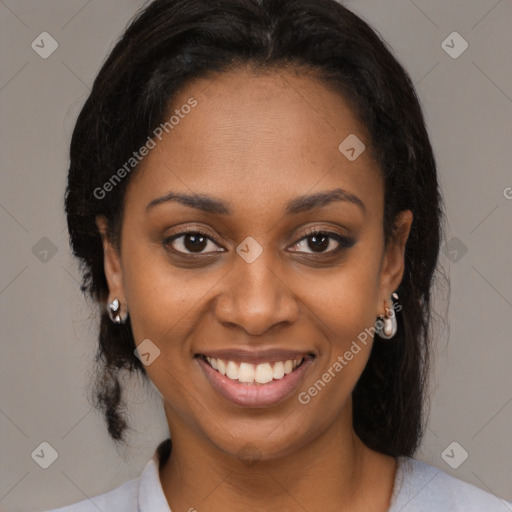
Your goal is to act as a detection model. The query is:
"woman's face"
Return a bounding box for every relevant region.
[99,67,412,461]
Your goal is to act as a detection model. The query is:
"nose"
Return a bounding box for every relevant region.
[213,251,300,336]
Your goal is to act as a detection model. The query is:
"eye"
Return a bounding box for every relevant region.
[163,230,224,255]
[289,228,355,255]
[163,227,355,257]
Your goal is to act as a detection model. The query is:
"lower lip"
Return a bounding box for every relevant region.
[196,356,314,408]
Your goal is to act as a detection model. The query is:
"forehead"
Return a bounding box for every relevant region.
[126,66,382,218]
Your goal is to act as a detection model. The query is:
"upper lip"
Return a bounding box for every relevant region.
[195,349,315,365]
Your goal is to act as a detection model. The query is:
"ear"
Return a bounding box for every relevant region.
[377,210,413,315]
[96,216,126,305]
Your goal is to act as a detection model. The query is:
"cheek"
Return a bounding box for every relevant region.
[316,288,376,390]
[301,252,381,346]
[121,242,202,352]
[296,243,382,391]
[121,250,206,412]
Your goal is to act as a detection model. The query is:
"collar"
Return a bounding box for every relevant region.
[138,439,173,512]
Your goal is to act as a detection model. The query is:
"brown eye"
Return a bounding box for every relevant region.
[290,230,355,255]
[163,231,223,255]
[306,232,330,252]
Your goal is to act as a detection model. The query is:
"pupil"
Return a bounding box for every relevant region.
[185,233,207,252]
[309,234,328,252]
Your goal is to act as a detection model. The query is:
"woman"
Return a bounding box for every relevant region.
[43,0,511,510]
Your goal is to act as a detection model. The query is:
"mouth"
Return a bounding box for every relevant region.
[195,351,316,407]
[198,354,306,384]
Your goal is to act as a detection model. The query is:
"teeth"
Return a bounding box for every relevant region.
[272,361,285,379]
[255,363,273,384]
[238,362,255,383]
[226,361,239,380]
[204,356,304,384]
[217,359,226,375]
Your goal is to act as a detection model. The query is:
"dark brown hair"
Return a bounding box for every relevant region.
[65,0,446,455]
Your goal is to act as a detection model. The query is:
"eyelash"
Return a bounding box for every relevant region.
[294,227,355,254]
[163,227,355,257]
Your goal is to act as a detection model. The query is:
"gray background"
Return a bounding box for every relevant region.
[1,0,511,510]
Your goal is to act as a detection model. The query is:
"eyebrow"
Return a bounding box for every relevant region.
[146,187,366,216]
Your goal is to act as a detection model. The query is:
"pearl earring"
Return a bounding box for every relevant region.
[107,297,128,324]
[375,293,398,339]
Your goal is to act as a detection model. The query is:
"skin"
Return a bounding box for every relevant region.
[97,66,413,512]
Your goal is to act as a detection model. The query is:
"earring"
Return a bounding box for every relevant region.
[107,297,128,324]
[375,293,398,339]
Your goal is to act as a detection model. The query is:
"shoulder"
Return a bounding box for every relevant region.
[390,456,512,512]
[39,476,139,512]
[39,439,172,512]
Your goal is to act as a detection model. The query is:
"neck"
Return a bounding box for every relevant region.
[159,402,397,512]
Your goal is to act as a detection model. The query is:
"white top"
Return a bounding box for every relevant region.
[41,439,512,512]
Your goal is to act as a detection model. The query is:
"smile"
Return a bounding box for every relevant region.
[195,351,316,407]
[202,355,304,385]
